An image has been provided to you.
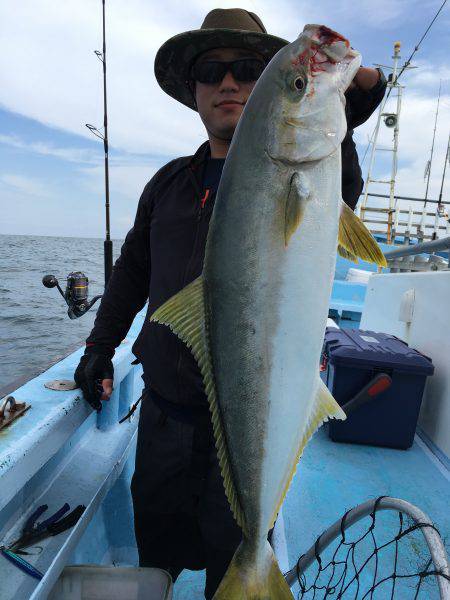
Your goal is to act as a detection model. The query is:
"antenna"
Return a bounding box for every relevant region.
[86,0,112,287]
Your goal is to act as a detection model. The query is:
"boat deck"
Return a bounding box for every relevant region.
[1,268,449,598]
[174,428,450,598]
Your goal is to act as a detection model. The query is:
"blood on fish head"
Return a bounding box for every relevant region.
[291,26,349,76]
[265,24,361,165]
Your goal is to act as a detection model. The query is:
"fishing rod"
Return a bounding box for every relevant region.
[423,81,442,206]
[86,0,112,287]
[437,133,450,213]
[42,0,111,318]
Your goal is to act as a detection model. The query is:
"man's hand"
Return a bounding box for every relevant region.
[74,354,114,411]
[348,67,380,92]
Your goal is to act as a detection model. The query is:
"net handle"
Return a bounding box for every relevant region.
[284,496,450,598]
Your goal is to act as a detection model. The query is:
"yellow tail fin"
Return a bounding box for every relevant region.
[213,541,294,600]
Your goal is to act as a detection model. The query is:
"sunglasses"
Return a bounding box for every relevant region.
[191,58,266,84]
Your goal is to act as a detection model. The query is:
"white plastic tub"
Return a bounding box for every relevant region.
[48,565,173,600]
[346,268,372,284]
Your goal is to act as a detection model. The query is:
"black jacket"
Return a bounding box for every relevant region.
[86,73,386,406]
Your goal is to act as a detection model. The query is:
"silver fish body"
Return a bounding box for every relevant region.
[151,24,384,599]
[205,23,359,565]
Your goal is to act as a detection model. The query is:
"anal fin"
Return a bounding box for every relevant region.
[269,378,345,528]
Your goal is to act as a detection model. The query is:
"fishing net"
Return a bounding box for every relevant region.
[285,496,450,599]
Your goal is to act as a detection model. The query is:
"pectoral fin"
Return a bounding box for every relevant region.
[285,172,311,246]
[339,201,387,267]
[149,276,247,534]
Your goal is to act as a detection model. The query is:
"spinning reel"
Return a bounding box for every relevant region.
[42,272,102,319]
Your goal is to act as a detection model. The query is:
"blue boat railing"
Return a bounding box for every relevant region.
[0,310,146,600]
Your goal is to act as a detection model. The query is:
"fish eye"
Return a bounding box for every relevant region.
[293,76,305,92]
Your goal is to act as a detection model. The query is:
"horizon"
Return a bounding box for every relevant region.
[0,232,125,241]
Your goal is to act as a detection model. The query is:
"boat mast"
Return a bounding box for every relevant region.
[358,1,448,243]
[360,42,409,243]
[86,0,112,287]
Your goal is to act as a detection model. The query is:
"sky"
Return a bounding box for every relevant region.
[0,0,449,239]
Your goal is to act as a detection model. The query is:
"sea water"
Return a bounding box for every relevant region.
[0,234,123,390]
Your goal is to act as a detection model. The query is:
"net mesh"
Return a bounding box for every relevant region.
[293,497,450,599]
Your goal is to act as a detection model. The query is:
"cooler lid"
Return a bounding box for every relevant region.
[324,328,434,375]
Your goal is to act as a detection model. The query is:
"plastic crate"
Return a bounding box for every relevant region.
[48,565,173,600]
[322,328,434,449]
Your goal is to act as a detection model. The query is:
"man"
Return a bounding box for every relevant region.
[74,8,386,599]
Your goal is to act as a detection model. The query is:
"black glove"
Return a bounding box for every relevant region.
[74,353,114,411]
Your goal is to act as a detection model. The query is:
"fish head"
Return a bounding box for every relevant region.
[266,25,361,165]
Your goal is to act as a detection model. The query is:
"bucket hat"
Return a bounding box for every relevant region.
[154,8,288,111]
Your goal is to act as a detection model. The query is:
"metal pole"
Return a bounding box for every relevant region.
[361,191,447,204]
[387,42,402,243]
[383,235,450,259]
[102,0,113,286]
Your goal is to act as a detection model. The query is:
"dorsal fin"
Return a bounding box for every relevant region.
[150,276,247,534]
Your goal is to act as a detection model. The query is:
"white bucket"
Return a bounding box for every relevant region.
[346,268,372,285]
[48,565,173,600]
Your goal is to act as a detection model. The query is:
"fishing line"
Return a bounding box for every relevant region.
[388,0,448,94]
[361,0,448,166]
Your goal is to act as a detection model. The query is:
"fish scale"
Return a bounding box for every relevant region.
[151,23,386,600]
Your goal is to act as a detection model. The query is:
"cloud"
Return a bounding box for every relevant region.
[0,134,101,164]
[403,61,450,92]
[0,173,52,198]
[297,0,415,28]
[1,0,449,239]
[1,0,434,159]
[2,1,447,154]
[79,158,163,201]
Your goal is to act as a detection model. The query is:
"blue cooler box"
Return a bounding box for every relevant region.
[322,328,434,449]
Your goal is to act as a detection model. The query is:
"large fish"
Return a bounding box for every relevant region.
[151,24,386,600]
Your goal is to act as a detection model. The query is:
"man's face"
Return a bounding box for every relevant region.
[193,47,264,142]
